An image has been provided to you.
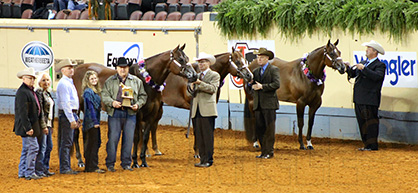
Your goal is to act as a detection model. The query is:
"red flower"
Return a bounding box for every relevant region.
[145,76,151,83]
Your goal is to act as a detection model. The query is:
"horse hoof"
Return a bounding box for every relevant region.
[299,146,306,150]
[132,163,140,168]
[154,152,163,156]
[307,146,314,150]
[140,163,149,168]
[78,163,85,167]
[253,141,260,148]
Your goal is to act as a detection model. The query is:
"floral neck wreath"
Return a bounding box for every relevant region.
[138,60,166,92]
[300,53,326,86]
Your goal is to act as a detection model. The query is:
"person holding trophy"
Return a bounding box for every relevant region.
[102,57,147,172]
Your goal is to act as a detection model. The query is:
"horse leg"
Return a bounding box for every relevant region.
[151,125,162,155]
[73,128,85,167]
[296,102,306,150]
[140,122,152,167]
[131,119,141,168]
[306,102,321,150]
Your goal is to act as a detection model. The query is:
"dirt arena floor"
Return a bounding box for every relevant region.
[1,114,418,192]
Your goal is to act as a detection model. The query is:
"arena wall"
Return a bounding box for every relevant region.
[1,13,417,144]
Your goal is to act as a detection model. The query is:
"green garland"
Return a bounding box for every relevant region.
[214,0,418,42]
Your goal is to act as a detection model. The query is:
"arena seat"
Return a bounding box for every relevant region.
[20,0,34,15]
[154,3,166,14]
[179,3,192,15]
[205,0,218,4]
[129,10,142,20]
[1,0,12,18]
[20,8,32,18]
[141,10,154,20]
[195,12,202,20]
[11,0,22,18]
[191,0,204,5]
[166,11,180,21]
[154,10,167,20]
[79,10,89,19]
[193,3,206,15]
[67,9,80,19]
[127,0,141,19]
[55,9,68,19]
[116,0,129,20]
[180,11,194,21]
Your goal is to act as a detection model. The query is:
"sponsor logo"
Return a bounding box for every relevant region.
[354,51,417,88]
[21,41,54,71]
[104,42,143,67]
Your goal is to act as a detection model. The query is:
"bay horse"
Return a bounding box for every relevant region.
[244,40,346,150]
[72,44,197,167]
[131,47,254,161]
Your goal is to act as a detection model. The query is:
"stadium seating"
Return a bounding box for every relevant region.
[1,0,12,18]
[129,10,142,20]
[67,9,80,19]
[166,11,180,21]
[195,12,202,20]
[193,3,206,15]
[154,10,167,20]
[180,11,194,21]
[20,8,32,18]
[55,10,68,19]
[141,10,155,20]
[79,10,89,19]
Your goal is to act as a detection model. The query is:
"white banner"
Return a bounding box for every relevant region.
[353,51,417,88]
[103,42,144,68]
[227,40,275,89]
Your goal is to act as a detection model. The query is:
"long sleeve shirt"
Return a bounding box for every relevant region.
[56,75,79,122]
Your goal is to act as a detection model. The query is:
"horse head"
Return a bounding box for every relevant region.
[230,47,253,82]
[169,44,198,82]
[323,39,346,74]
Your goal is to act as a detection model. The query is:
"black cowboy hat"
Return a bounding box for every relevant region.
[253,47,275,60]
[113,57,132,67]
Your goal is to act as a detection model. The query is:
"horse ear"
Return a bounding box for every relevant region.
[180,44,186,50]
[232,46,235,53]
[174,44,180,52]
[327,39,331,47]
[334,39,339,46]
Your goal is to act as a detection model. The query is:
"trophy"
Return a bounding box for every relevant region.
[120,83,133,107]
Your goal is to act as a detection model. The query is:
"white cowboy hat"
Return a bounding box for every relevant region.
[17,67,36,79]
[194,52,216,65]
[362,40,385,55]
[55,58,77,72]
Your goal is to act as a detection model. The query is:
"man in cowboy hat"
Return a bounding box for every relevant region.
[250,47,280,159]
[56,58,80,174]
[189,52,220,167]
[346,40,386,151]
[14,67,48,180]
[102,57,147,172]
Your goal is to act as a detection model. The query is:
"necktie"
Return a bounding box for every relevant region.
[260,68,264,76]
[199,73,204,80]
[364,61,370,67]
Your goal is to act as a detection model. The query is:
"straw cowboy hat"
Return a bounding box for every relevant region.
[17,67,36,79]
[253,47,275,60]
[194,52,216,65]
[55,58,77,72]
[362,40,385,55]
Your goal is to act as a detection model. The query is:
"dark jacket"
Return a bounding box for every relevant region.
[252,63,281,111]
[347,59,386,107]
[14,83,45,137]
[36,88,55,128]
[82,88,101,131]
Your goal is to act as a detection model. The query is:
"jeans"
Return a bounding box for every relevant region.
[68,1,88,10]
[105,109,136,168]
[58,112,76,173]
[84,127,101,172]
[42,127,53,171]
[53,0,69,11]
[18,137,39,177]
[35,134,46,175]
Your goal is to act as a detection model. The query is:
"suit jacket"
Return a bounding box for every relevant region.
[252,63,280,111]
[347,59,386,107]
[14,83,45,137]
[191,69,220,118]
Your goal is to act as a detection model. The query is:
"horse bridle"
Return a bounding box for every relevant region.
[170,49,192,74]
[323,46,342,69]
[229,54,253,79]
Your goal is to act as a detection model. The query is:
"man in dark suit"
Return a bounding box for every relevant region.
[346,40,386,151]
[190,52,220,167]
[14,67,48,180]
[251,48,280,159]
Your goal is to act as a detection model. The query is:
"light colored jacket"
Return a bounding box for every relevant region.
[191,69,220,118]
[101,73,147,116]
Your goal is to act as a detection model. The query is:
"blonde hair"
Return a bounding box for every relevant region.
[36,72,52,91]
[82,70,101,94]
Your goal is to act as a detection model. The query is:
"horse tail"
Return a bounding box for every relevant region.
[244,96,256,143]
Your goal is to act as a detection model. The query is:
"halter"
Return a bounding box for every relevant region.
[301,53,326,86]
[138,60,166,92]
[170,49,192,75]
[229,54,253,80]
[323,47,342,70]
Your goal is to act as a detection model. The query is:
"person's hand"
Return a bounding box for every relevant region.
[43,128,49,135]
[112,101,122,108]
[355,63,365,70]
[26,129,34,136]
[193,79,201,85]
[94,124,100,128]
[131,104,139,111]
[70,121,79,129]
[252,81,263,90]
